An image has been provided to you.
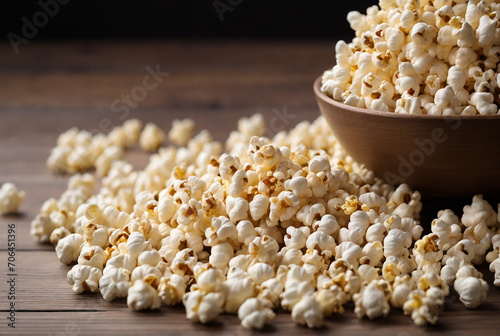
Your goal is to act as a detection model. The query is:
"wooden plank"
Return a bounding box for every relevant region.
[0,41,335,71]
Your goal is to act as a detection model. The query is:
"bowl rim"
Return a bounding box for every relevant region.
[314,76,500,120]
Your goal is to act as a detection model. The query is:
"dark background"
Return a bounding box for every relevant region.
[0,0,377,41]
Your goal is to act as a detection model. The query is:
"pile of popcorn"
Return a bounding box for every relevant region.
[30,115,500,329]
[321,0,500,115]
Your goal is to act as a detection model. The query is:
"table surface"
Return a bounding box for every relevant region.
[0,40,499,336]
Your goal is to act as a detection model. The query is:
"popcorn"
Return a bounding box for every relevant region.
[209,242,234,270]
[158,274,186,306]
[354,280,391,320]
[99,267,131,301]
[455,274,489,309]
[33,115,500,330]
[131,264,162,288]
[403,287,445,326]
[47,121,141,175]
[56,234,85,264]
[140,122,165,152]
[95,146,123,177]
[321,0,500,115]
[249,194,270,221]
[50,226,71,245]
[238,298,275,330]
[257,278,283,308]
[127,280,161,310]
[126,232,153,258]
[183,290,224,323]
[78,245,106,269]
[31,214,58,243]
[291,293,324,328]
[67,264,102,294]
[248,263,275,285]
[168,118,195,147]
[0,183,25,215]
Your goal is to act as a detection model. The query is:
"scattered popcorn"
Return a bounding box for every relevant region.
[0,183,25,215]
[321,0,500,115]
[32,115,500,330]
[47,119,143,174]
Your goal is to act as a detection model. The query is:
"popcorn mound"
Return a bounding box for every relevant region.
[31,116,500,329]
[321,0,500,115]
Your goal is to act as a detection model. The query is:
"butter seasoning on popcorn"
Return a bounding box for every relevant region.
[322,0,500,115]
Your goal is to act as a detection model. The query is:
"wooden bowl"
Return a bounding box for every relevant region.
[314,77,500,197]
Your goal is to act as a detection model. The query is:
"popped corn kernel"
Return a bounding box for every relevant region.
[238,298,275,330]
[140,122,165,152]
[0,183,25,215]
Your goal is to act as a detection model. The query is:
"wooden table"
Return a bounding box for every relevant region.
[0,41,499,335]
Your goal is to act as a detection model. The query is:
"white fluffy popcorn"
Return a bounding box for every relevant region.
[168,118,195,147]
[56,234,85,264]
[33,115,500,330]
[67,264,102,294]
[47,120,143,174]
[0,183,25,215]
[127,280,161,310]
[99,267,131,301]
[454,276,489,308]
[140,122,165,152]
[183,290,224,323]
[321,0,500,115]
[291,293,324,328]
[238,298,275,330]
[354,279,391,320]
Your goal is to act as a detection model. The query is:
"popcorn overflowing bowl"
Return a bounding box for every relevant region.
[314,76,500,197]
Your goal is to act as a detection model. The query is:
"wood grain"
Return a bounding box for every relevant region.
[0,40,499,335]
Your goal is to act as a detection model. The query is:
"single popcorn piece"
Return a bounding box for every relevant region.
[56,234,85,264]
[454,276,489,309]
[291,293,324,328]
[67,264,102,294]
[168,118,195,147]
[158,274,186,306]
[183,290,224,323]
[354,279,391,320]
[99,267,132,301]
[403,287,445,326]
[127,280,161,310]
[238,298,275,330]
[140,122,165,152]
[0,183,25,215]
